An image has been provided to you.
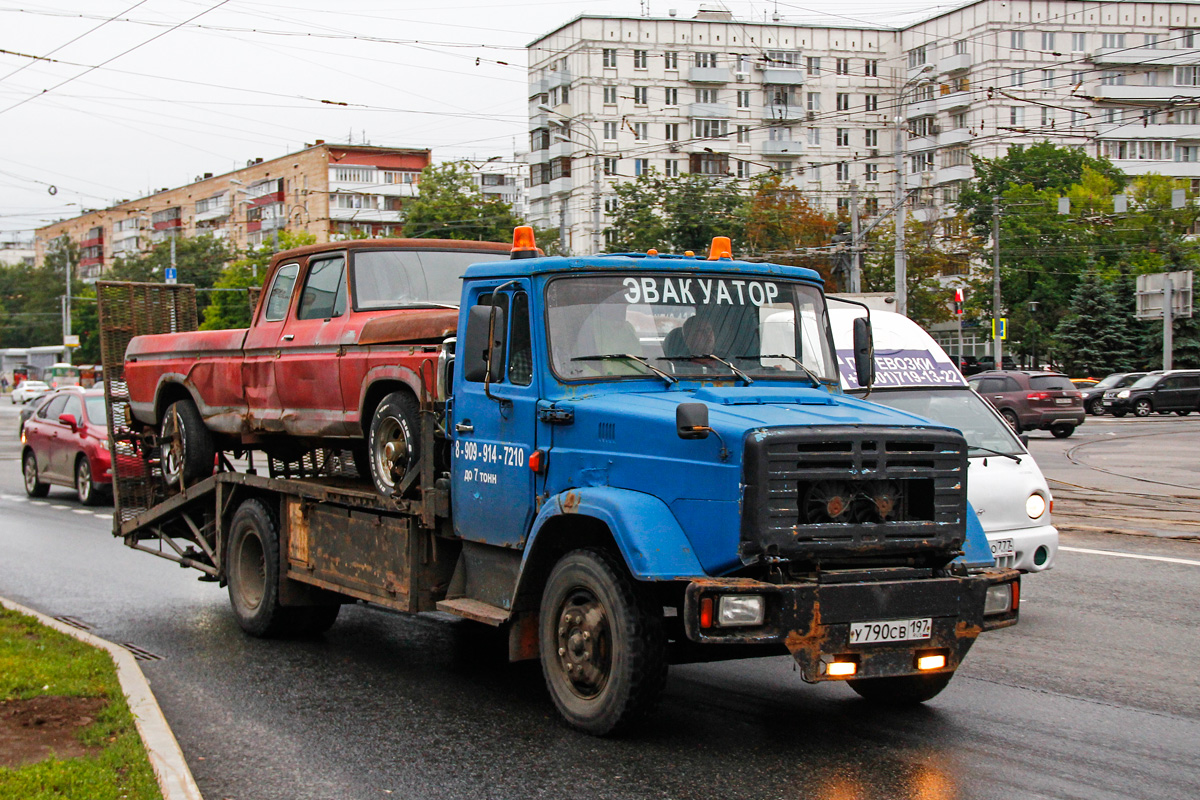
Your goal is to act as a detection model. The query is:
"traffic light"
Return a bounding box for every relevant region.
[953,288,964,316]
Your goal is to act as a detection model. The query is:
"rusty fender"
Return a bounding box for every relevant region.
[682,569,1019,682]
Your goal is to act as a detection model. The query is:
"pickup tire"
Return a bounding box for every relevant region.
[367,391,420,496]
[847,671,955,705]
[160,398,214,490]
[539,548,667,735]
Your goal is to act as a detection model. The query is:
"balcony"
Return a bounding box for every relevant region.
[908,135,938,151]
[938,127,973,146]
[194,203,230,224]
[937,91,971,112]
[549,176,573,195]
[529,78,548,97]
[906,99,937,119]
[762,104,805,121]
[689,102,733,118]
[528,182,548,202]
[688,67,731,83]
[761,68,805,86]
[329,207,403,223]
[377,183,419,198]
[939,53,972,74]
[1113,159,1200,177]
[1098,124,1200,139]
[1091,85,1200,102]
[546,70,572,89]
[549,140,575,159]
[935,165,973,184]
[1092,47,1200,66]
[761,140,803,157]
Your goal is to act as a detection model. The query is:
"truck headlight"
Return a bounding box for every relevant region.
[1117,390,1131,399]
[984,583,1015,615]
[718,595,765,627]
[1026,492,1046,519]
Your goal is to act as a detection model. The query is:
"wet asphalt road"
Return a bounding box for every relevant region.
[2,403,1199,800]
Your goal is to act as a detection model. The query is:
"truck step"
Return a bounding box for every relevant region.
[436,598,510,626]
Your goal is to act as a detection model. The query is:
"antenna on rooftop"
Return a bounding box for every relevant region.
[641,0,649,16]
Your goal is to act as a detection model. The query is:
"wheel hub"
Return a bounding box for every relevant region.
[554,592,610,698]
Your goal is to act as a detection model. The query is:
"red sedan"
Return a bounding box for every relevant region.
[21,387,112,505]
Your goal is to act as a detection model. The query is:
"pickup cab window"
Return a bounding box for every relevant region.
[297,255,347,320]
[353,250,509,309]
[545,273,836,384]
[264,263,300,321]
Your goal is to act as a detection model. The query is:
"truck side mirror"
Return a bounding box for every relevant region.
[676,402,710,439]
[852,316,875,389]
[463,304,506,383]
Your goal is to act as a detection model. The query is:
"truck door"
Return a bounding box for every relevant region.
[243,262,299,430]
[451,284,539,549]
[273,253,350,436]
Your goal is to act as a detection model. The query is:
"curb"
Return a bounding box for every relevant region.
[0,596,203,800]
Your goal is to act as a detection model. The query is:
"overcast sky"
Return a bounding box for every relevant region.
[0,0,954,241]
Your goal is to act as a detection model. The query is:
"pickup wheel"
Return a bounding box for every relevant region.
[368,391,421,496]
[539,548,667,735]
[848,671,955,705]
[159,398,214,490]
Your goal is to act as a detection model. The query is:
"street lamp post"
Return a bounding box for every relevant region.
[893,64,934,317]
[540,105,602,255]
[1028,300,1040,369]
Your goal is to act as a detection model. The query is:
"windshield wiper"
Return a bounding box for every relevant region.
[572,354,677,385]
[746,354,828,387]
[968,446,1022,463]
[661,355,754,385]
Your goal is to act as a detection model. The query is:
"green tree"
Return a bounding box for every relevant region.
[201,230,316,330]
[1053,271,1138,375]
[109,234,232,318]
[402,161,523,241]
[606,170,745,253]
[0,237,82,349]
[861,215,979,327]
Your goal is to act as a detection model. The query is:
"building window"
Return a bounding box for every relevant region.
[1145,33,1159,49]
[664,51,678,70]
[735,54,752,73]
[693,118,728,138]
[1101,70,1126,86]
[633,50,648,69]
[603,86,617,104]
[665,160,680,177]
[333,167,374,183]
[944,182,965,204]
[950,75,970,92]
[1176,66,1200,86]
[602,49,617,68]
[836,162,849,181]
[1071,69,1086,85]
[865,129,878,147]
[770,161,793,175]
[955,39,967,55]
[1041,69,1055,87]
[769,126,792,141]
[603,157,618,175]
[836,93,850,111]
[806,92,821,111]
[549,85,569,105]
[836,58,850,75]
[808,162,821,179]
[768,85,798,106]
[910,115,935,138]
[736,125,751,143]
[1184,30,1200,48]
[531,128,550,151]
[865,59,878,77]
[665,123,680,141]
[696,88,718,103]
[865,163,878,182]
[913,83,933,101]
[836,128,849,146]
[1176,108,1200,124]
[943,145,970,167]
[864,197,880,215]
[807,127,821,145]
[1042,107,1055,126]
[1071,32,1087,52]
[1071,109,1086,126]
[690,153,728,175]
[633,122,648,140]
[382,171,418,185]
[549,157,571,180]
[333,193,375,209]
[1011,31,1025,50]
[768,50,802,68]
[1011,69,1024,87]
[1041,32,1055,51]
[737,90,751,108]
[603,122,618,140]
[695,52,719,68]
[950,111,967,129]
[1176,145,1200,162]
[1101,33,1126,49]
[634,158,650,176]
[665,87,678,105]
[911,152,934,172]
[864,94,878,111]
[632,86,648,105]
[807,56,821,75]
[1010,106,1024,126]
[737,160,751,179]
[836,198,850,214]
[907,46,926,68]
[604,197,618,213]
[1102,140,1170,160]
[1147,70,1161,87]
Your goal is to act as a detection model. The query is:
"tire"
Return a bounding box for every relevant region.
[1000,409,1021,433]
[367,391,421,497]
[1112,409,1127,418]
[1050,423,1075,439]
[22,451,49,498]
[1087,398,1104,416]
[159,398,214,490]
[848,671,955,705]
[75,456,104,506]
[1133,399,1153,417]
[1176,410,1191,416]
[539,548,668,735]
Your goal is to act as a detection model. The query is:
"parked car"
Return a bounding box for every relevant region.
[1102,369,1200,417]
[1071,377,1099,389]
[11,380,50,404]
[18,391,64,438]
[967,370,1085,437]
[957,355,981,375]
[1080,371,1149,415]
[20,387,112,505]
[974,355,1017,373]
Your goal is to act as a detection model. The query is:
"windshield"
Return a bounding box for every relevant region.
[352,249,508,309]
[861,387,1025,456]
[1130,374,1161,390]
[545,273,836,383]
[1094,373,1127,389]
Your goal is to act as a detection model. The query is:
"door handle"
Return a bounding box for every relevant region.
[454,422,474,434]
[993,395,1003,400]
[282,334,295,341]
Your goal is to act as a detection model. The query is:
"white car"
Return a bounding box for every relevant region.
[12,380,50,404]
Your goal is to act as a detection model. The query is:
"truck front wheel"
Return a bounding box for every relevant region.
[159,398,214,490]
[367,391,421,496]
[539,548,667,735]
[848,671,955,705]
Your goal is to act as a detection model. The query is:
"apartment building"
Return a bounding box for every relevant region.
[526,1,1200,253]
[34,142,431,278]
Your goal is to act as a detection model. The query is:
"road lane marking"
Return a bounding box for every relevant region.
[1059,545,1200,567]
[71,509,93,514]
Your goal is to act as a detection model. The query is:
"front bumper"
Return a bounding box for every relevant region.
[987,523,1057,572]
[683,570,1019,682]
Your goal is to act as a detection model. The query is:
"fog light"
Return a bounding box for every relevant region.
[1034,545,1049,567]
[916,653,946,671]
[827,661,857,677]
[717,594,764,627]
[984,583,1013,615]
[1025,493,1046,519]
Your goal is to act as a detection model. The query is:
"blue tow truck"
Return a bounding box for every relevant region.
[97,228,1018,735]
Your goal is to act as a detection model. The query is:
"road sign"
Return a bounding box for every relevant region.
[1136,271,1193,319]
[63,334,79,348]
[165,267,177,284]
[992,318,1007,340]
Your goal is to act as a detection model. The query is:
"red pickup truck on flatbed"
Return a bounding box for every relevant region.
[124,238,511,494]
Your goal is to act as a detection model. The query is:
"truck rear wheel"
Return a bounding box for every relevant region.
[848,671,955,705]
[367,391,421,497]
[539,548,667,735]
[160,398,214,490]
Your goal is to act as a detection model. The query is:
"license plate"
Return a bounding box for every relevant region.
[1055,397,1071,405]
[849,618,932,645]
[991,538,1015,557]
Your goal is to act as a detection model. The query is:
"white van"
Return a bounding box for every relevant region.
[825,308,1057,572]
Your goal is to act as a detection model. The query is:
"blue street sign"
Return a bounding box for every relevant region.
[165,267,177,284]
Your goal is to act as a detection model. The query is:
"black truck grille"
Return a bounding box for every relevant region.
[741,426,967,564]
